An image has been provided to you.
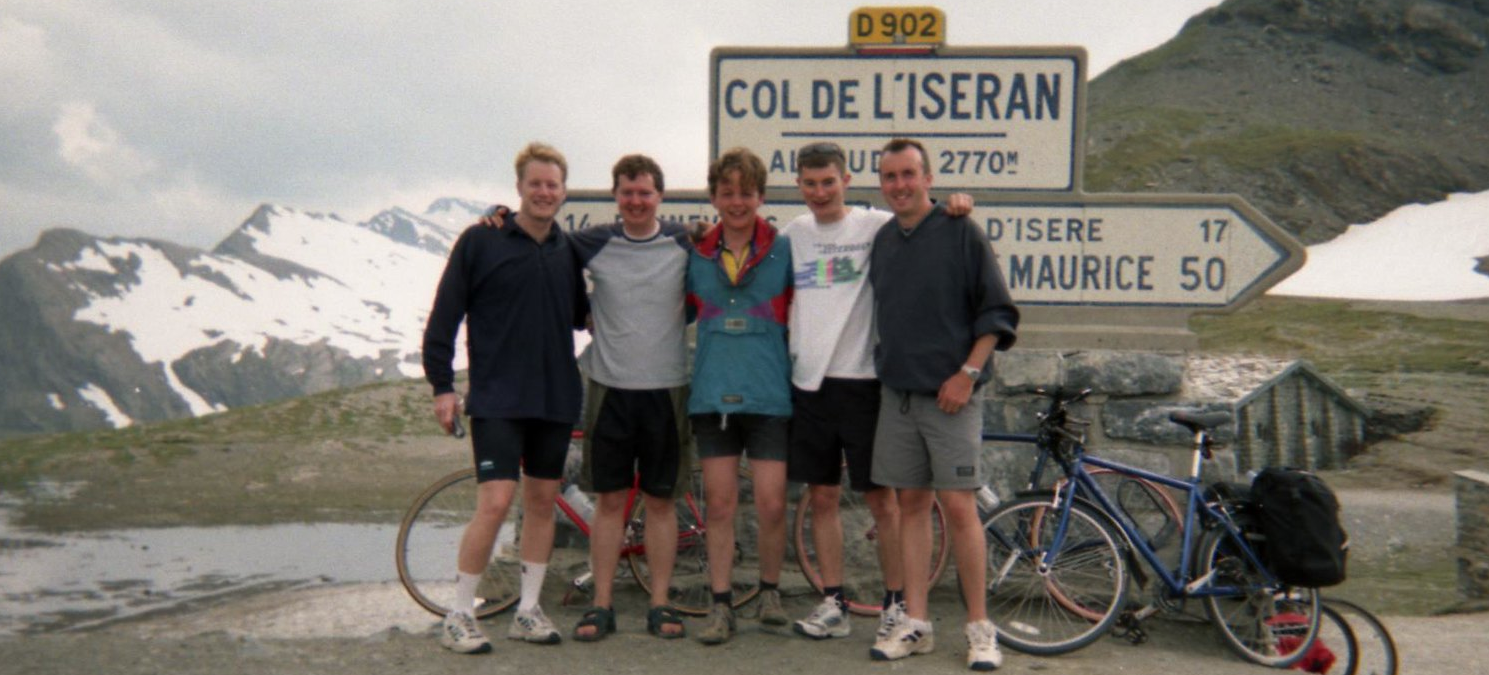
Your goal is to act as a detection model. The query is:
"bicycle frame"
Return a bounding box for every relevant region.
[983,425,1279,600]
[1054,451,1278,599]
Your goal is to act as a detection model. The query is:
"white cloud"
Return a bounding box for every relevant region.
[53,101,158,189]
[0,0,1225,259]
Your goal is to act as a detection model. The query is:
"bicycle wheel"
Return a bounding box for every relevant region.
[396,469,522,618]
[1197,527,1321,667]
[1314,603,1361,675]
[1325,597,1398,675]
[794,487,948,616]
[627,464,760,616]
[983,495,1129,655]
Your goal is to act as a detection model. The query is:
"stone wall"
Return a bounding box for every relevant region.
[980,349,1367,496]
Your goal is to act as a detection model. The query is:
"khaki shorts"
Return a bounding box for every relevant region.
[869,386,984,490]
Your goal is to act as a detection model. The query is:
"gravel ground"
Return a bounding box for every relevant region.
[4,487,1485,674]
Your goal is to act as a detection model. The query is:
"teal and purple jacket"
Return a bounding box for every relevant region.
[684,217,794,417]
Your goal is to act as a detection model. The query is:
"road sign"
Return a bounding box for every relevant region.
[849,7,946,47]
[970,193,1305,310]
[711,47,1085,192]
[555,190,864,233]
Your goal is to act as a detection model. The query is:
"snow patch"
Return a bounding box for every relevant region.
[1271,190,1489,301]
[77,383,132,428]
[46,393,64,410]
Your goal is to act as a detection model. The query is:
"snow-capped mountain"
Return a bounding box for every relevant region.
[0,200,485,437]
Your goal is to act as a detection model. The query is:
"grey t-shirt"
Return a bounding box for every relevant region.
[570,220,692,390]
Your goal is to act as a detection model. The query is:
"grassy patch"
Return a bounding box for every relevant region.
[1119,21,1208,74]
[1191,297,1489,379]
[1191,125,1368,171]
[0,377,443,493]
[1084,106,1208,190]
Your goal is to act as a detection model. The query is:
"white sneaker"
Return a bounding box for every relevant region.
[876,600,907,640]
[870,617,934,661]
[508,605,562,644]
[439,611,492,654]
[965,619,1003,671]
[793,596,850,639]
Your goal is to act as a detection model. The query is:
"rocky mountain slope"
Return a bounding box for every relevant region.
[0,201,483,437]
[1085,0,1489,244]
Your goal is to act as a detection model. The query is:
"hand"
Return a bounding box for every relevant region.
[944,193,975,217]
[687,218,710,245]
[433,392,462,435]
[936,372,974,414]
[477,205,512,229]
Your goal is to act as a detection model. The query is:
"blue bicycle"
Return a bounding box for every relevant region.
[979,389,1322,667]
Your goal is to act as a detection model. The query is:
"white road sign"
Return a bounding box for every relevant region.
[972,194,1305,309]
[711,47,1085,192]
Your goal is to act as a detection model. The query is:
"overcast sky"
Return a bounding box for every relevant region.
[0,0,1223,258]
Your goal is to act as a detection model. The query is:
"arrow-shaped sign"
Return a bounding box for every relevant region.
[966,192,1305,310]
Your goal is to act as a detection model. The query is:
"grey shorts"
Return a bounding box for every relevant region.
[691,413,789,462]
[869,386,984,490]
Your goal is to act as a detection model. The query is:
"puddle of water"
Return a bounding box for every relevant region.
[0,509,401,635]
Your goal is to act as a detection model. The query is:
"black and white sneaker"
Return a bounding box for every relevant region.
[508,605,562,644]
[793,596,850,639]
[870,617,934,661]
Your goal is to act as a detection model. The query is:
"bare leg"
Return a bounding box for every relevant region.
[458,479,519,575]
[896,488,936,620]
[518,476,561,568]
[643,493,683,635]
[701,456,741,595]
[864,486,904,593]
[937,488,987,622]
[808,483,844,588]
[575,489,628,638]
[751,458,788,584]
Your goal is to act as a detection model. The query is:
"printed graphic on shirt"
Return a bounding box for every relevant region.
[794,241,871,289]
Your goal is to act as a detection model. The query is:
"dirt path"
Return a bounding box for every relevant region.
[5,591,1486,675]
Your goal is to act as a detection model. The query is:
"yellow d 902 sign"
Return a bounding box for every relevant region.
[850,6,946,46]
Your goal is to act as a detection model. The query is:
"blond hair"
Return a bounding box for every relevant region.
[515,142,568,182]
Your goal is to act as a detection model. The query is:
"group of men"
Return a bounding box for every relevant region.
[421,137,1019,670]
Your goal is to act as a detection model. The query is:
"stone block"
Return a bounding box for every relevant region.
[1065,351,1185,396]
[1103,400,1236,445]
[992,351,1064,395]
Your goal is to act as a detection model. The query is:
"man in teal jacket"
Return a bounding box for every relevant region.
[684,147,793,645]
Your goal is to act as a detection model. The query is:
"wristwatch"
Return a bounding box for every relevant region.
[961,365,982,381]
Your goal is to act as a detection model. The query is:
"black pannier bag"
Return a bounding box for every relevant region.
[1249,467,1349,587]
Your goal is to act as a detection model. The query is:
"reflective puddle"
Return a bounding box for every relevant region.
[0,510,399,635]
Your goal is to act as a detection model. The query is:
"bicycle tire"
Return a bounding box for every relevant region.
[983,495,1129,655]
[793,488,948,616]
[1324,597,1398,675]
[1315,603,1361,675]
[627,464,760,616]
[1197,527,1321,667]
[395,468,522,619]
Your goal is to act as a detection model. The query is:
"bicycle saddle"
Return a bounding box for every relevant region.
[1167,410,1232,434]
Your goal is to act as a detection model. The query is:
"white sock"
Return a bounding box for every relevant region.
[452,571,481,616]
[518,561,547,611]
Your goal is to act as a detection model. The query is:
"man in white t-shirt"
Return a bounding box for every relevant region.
[782,141,971,643]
